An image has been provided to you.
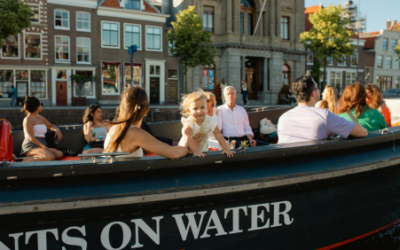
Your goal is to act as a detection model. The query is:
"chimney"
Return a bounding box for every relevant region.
[387,19,392,30]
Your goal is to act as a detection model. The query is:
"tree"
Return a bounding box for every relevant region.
[167,6,215,92]
[70,74,96,97]
[396,42,400,59]
[0,0,31,46]
[300,4,354,89]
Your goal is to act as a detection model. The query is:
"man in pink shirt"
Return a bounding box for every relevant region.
[217,86,269,148]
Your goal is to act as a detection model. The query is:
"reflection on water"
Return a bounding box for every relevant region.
[340,223,400,250]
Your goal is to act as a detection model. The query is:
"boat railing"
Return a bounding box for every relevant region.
[59,124,83,130]
[78,152,129,164]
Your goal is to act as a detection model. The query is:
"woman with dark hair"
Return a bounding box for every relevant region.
[104,86,188,159]
[366,84,391,127]
[21,96,64,161]
[82,105,108,154]
[337,83,387,132]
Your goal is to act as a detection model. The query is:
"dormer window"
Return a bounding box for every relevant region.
[125,0,140,10]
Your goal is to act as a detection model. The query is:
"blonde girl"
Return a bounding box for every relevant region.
[315,85,338,113]
[178,90,235,158]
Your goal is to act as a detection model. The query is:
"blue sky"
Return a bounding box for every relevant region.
[305,0,399,32]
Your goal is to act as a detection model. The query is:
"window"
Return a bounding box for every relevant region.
[392,40,398,51]
[77,38,91,64]
[346,72,357,86]
[0,70,13,98]
[55,36,70,62]
[55,9,69,29]
[337,55,346,66]
[124,63,142,88]
[394,59,400,70]
[383,38,388,50]
[125,0,140,10]
[385,56,392,69]
[2,34,19,58]
[329,71,341,87]
[240,0,255,35]
[377,55,383,68]
[74,71,94,97]
[203,7,214,32]
[365,67,372,82]
[25,34,41,59]
[102,62,120,94]
[281,17,289,40]
[377,76,392,92]
[102,22,119,48]
[30,71,46,98]
[77,12,90,32]
[28,5,40,23]
[146,26,161,51]
[202,68,215,90]
[306,49,313,65]
[124,24,141,49]
[326,56,333,65]
[56,70,67,80]
[350,49,358,67]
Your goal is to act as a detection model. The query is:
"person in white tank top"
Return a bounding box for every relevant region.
[82,105,108,154]
[21,96,64,161]
[104,86,188,159]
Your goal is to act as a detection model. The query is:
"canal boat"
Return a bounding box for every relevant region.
[1,107,400,250]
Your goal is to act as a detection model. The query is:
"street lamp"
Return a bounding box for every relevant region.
[127,45,138,87]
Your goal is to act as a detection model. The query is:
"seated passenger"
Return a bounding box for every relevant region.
[104,86,188,159]
[277,75,367,144]
[217,86,269,148]
[315,85,338,113]
[82,105,108,154]
[178,90,234,158]
[337,83,387,132]
[205,92,217,116]
[366,84,391,127]
[20,96,64,161]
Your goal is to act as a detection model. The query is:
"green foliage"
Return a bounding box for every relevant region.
[0,0,31,46]
[300,4,354,87]
[70,74,96,97]
[167,6,216,75]
[312,59,321,86]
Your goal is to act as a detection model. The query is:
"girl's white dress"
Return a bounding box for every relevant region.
[178,115,218,152]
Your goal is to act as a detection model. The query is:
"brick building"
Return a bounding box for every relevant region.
[163,0,306,105]
[0,0,50,106]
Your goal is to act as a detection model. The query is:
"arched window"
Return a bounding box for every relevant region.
[282,64,290,87]
[240,0,255,35]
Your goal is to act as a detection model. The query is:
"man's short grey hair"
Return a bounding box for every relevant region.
[224,86,236,95]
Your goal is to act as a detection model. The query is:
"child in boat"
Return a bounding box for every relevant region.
[178,90,235,158]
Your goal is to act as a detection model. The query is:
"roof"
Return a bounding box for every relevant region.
[101,0,120,8]
[363,37,376,49]
[305,4,323,14]
[100,0,160,13]
[144,0,160,13]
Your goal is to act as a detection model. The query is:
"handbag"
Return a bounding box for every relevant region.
[260,118,277,135]
[89,140,104,148]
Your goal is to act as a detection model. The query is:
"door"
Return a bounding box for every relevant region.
[245,57,259,100]
[168,79,178,104]
[150,77,160,104]
[56,81,67,106]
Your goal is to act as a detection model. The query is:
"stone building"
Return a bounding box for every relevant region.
[163,0,306,105]
[0,0,50,106]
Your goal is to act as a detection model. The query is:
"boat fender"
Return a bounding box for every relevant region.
[0,119,13,162]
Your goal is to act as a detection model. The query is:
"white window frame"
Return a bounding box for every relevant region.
[377,55,383,68]
[76,11,91,32]
[326,56,333,66]
[1,34,20,60]
[346,71,357,86]
[101,21,120,49]
[124,0,142,10]
[55,36,70,63]
[394,59,400,70]
[24,32,42,60]
[306,49,313,65]
[72,69,96,98]
[0,69,48,99]
[350,49,358,67]
[54,9,70,30]
[145,25,162,52]
[337,55,346,66]
[385,56,392,69]
[124,63,142,88]
[329,70,342,87]
[123,23,142,50]
[76,37,91,64]
[101,61,121,96]
[383,38,388,51]
[28,4,40,24]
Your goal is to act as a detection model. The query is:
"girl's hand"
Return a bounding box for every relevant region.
[192,150,206,158]
[55,129,63,140]
[222,149,235,158]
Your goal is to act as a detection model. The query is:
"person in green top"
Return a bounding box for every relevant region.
[337,83,387,132]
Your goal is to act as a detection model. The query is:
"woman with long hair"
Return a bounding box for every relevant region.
[337,83,387,132]
[366,84,391,127]
[20,96,64,161]
[315,85,338,113]
[82,105,108,154]
[205,92,217,117]
[104,86,188,159]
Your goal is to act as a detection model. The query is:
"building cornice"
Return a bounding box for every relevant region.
[215,44,307,56]
[47,0,98,9]
[97,7,169,23]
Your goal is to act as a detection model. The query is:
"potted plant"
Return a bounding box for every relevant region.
[70,74,96,106]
